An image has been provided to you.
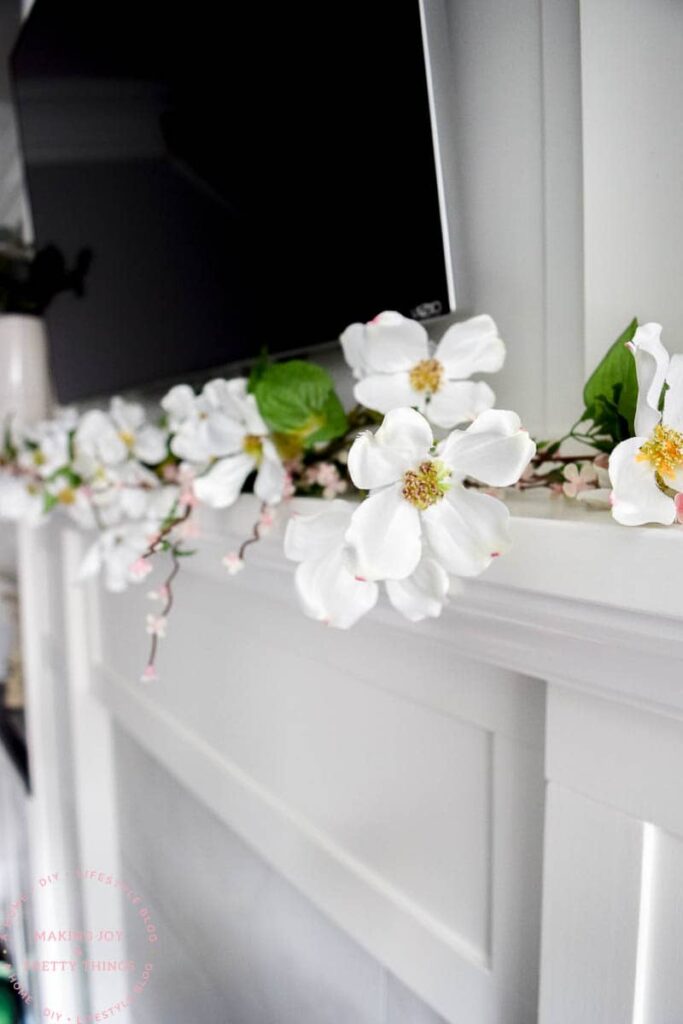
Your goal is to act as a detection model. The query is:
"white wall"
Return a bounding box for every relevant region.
[580,0,683,370]
[424,0,584,437]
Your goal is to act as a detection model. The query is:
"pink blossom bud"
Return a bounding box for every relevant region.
[222,552,245,575]
[130,557,152,581]
[675,493,683,524]
[145,614,167,638]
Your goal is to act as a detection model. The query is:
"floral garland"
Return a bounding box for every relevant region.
[2,310,675,680]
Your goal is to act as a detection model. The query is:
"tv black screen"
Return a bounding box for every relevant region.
[11,0,452,402]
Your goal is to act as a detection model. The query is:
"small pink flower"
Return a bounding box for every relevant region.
[259,507,275,535]
[146,614,167,638]
[562,462,597,498]
[282,473,296,500]
[130,557,152,581]
[675,493,683,524]
[222,552,245,575]
[140,664,158,683]
[323,481,347,499]
[304,461,347,499]
[284,456,304,475]
[147,585,170,602]
[162,463,180,482]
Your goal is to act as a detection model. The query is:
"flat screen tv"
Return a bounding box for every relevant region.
[11,0,453,402]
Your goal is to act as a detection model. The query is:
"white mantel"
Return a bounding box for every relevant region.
[14,495,683,1023]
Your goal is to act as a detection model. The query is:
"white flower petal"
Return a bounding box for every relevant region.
[210,378,270,438]
[0,477,44,523]
[435,315,505,377]
[363,313,430,373]
[193,454,255,508]
[354,372,419,415]
[439,410,535,486]
[422,486,511,576]
[202,378,234,411]
[99,432,128,466]
[75,410,127,466]
[161,384,196,429]
[171,414,244,462]
[254,442,287,504]
[385,555,449,622]
[340,323,367,379]
[203,414,247,457]
[631,323,669,437]
[110,397,145,432]
[284,500,353,562]
[576,488,612,508]
[134,425,167,465]
[663,353,683,433]
[344,483,422,581]
[348,407,433,490]
[146,484,181,521]
[426,380,495,429]
[294,549,378,628]
[609,436,675,525]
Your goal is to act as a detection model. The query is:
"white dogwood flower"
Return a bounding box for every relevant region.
[284,501,379,628]
[79,522,157,592]
[164,379,248,464]
[74,398,166,477]
[181,378,286,507]
[384,552,452,622]
[18,418,71,479]
[109,397,167,464]
[0,475,44,524]
[610,324,683,525]
[284,499,453,627]
[340,311,505,429]
[345,407,535,581]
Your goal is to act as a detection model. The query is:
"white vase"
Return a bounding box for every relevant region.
[0,314,53,425]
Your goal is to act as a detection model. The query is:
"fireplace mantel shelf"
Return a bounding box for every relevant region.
[195,492,683,718]
[15,492,683,1024]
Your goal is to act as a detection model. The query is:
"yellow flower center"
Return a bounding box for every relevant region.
[402,459,451,510]
[409,358,443,394]
[637,424,683,479]
[57,487,76,505]
[119,430,135,448]
[243,434,264,464]
[33,450,45,466]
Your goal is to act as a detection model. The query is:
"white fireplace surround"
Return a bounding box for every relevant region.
[11,493,683,1023]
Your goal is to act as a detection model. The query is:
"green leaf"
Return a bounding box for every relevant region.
[537,439,562,458]
[247,348,270,394]
[253,359,347,447]
[306,390,348,446]
[43,492,58,513]
[582,318,639,436]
